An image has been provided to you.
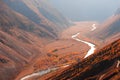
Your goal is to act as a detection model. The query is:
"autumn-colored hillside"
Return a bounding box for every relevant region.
[40,39,120,80]
[0,0,70,80]
[89,8,120,44]
[0,0,120,80]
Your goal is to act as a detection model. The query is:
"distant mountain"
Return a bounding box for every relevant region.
[90,8,120,43]
[50,0,120,21]
[3,0,70,35]
[40,39,120,80]
[0,0,70,80]
[115,8,120,15]
[98,16,120,40]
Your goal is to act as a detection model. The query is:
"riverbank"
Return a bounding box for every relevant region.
[16,21,99,80]
[72,32,96,58]
[20,23,97,80]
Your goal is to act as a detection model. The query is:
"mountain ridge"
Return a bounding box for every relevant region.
[0,0,70,80]
[88,8,120,44]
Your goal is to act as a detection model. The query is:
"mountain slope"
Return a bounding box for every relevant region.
[91,8,120,42]
[40,39,120,80]
[0,0,70,80]
[3,0,69,33]
[97,16,120,40]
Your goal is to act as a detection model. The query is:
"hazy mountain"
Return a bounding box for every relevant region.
[40,39,120,80]
[3,0,70,33]
[0,0,69,80]
[0,0,119,80]
[50,0,120,22]
[88,9,120,43]
[115,8,120,15]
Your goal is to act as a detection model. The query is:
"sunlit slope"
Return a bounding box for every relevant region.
[90,8,120,42]
[40,39,120,80]
[0,0,70,80]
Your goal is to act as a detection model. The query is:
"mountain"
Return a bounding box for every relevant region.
[3,0,70,35]
[90,8,120,43]
[0,0,69,80]
[50,0,120,21]
[40,39,120,80]
[115,8,120,15]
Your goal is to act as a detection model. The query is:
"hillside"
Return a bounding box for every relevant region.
[3,0,70,35]
[0,0,119,80]
[90,8,120,43]
[0,0,69,80]
[40,39,120,80]
[97,16,120,41]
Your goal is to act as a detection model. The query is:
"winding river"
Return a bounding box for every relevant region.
[91,24,96,31]
[72,24,96,58]
[20,24,96,80]
[71,32,96,58]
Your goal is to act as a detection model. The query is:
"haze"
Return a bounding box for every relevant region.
[49,0,120,22]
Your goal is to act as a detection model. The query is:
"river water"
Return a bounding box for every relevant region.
[20,24,96,80]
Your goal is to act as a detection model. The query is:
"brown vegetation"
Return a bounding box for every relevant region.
[0,0,70,80]
[39,39,120,80]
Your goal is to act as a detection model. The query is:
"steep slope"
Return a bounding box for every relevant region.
[115,8,120,15]
[3,0,69,33]
[0,0,69,80]
[40,39,120,80]
[97,16,120,40]
[90,8,120,42]
[0,0,58,39]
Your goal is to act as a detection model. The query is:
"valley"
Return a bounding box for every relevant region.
[0,0,120,80]
[39,37,120,80]
[17,22,98,80]
[14,19,120,79]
